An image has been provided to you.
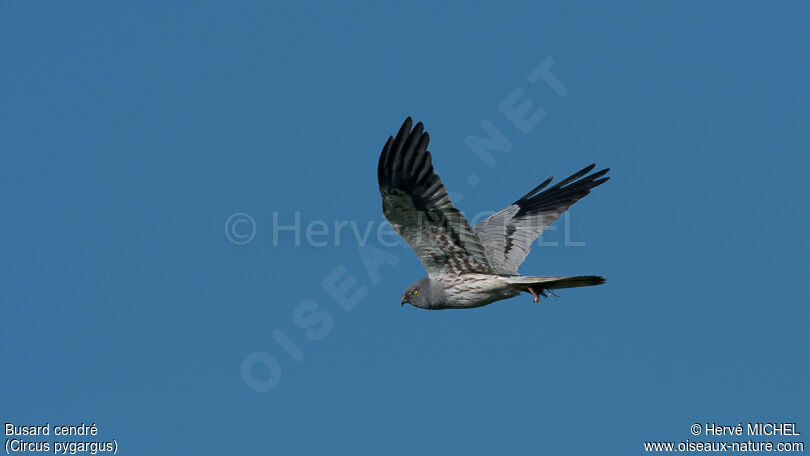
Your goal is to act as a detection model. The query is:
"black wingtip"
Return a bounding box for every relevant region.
[513,163,610,217]
[402,117,413,131]
[518,176,554,201]
[395,118,413,142]
[377,136,395,186]
[591,176,610,188]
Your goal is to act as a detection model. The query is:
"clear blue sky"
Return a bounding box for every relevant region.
[2,2,808,454]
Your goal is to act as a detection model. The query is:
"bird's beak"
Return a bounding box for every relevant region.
[401,296,407,306]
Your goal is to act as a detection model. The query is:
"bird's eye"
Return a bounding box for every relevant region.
[412,289,418,295]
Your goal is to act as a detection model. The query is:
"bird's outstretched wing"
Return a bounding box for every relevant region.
[378,118,495,279]
[474,164,609,275]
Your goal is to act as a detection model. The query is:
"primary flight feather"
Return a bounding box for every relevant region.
[379,117,609,310]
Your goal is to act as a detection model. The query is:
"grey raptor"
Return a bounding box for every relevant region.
[379,117,609,310]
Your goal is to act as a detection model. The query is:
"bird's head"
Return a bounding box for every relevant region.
[401,277,443,309]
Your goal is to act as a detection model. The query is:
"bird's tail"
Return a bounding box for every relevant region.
[503,275,606,292]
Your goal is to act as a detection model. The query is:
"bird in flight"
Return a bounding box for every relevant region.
[378,117,609,310]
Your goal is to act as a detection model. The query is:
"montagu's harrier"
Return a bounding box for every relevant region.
[378,117,609,310]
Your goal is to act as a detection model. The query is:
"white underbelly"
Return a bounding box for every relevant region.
[439,274,519,309]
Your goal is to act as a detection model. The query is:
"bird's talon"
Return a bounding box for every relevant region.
[528,287,540,303]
